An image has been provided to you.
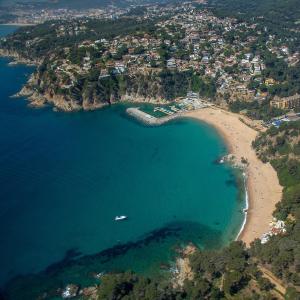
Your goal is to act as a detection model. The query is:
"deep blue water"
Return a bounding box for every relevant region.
[0,25,245,298]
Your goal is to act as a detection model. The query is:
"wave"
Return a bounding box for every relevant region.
[235,171,249,241]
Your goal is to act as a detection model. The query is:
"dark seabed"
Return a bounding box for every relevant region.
[0,25,245,299]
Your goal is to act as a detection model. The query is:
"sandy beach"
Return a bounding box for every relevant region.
[184,107,282,246]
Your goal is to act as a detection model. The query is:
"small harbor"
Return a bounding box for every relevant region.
[126,107,181,125]
[127,92,213,125]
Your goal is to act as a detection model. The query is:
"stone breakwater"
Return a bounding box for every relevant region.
[126,107,181,125]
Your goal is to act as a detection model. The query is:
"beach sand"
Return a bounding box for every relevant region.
[184,107,282,246]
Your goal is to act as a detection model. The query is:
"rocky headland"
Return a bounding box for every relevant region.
[3,51,172,112]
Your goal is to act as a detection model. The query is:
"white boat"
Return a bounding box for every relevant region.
[114,215,128,221]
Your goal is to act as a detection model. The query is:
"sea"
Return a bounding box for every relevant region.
[0,25,245,299]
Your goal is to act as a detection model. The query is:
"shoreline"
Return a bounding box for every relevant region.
[235,172,249,240]
[0,48,282,244]
[0,56,173,111]
[0,23,35,26]
[183,107,282,246]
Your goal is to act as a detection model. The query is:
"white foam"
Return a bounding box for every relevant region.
[235,171,249,241]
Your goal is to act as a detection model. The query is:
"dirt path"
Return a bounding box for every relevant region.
[258,265,286,296]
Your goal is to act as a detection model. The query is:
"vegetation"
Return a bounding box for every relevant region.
[210,0,300,102]
[0,18,157,60]
[228,99,285,121]
[97,272,182,299]
[209,0,300,34]
[250,121,300,292]
[34,65,216,107]
[94,117,300,297]
[261,52,300,98]
[1,0,300,298]
[0,15,218,108]
[94,242,281,300]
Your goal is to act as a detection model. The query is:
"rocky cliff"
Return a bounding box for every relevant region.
[13,68,183,111]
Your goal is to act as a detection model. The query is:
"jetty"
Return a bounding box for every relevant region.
[126,107,180,126]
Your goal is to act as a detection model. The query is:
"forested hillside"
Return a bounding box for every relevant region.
[209,0,300,49]
[209,0,300,24]
[250,121,300,296]
[0,15,217,110]
[93,242,282,299]
[1,0,300,298]
[0,18,157,60]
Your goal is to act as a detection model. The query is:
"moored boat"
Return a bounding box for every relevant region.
[114,215,128,221]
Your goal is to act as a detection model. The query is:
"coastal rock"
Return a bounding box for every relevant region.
[0,50,174,112]
[61,284,79,299]
[221,154,248,169]
[43,92,82,111]
[20,86,34,97]
[11,85,34,98]
[80,286,98,299]
[28,92,47,108]
[173,244,196,288]
[82,91,109,111]
[12,81,173,112]
[1,45,174,112]
[0,49,39,65]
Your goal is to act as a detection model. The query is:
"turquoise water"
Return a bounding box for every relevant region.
[0,25,245,299]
